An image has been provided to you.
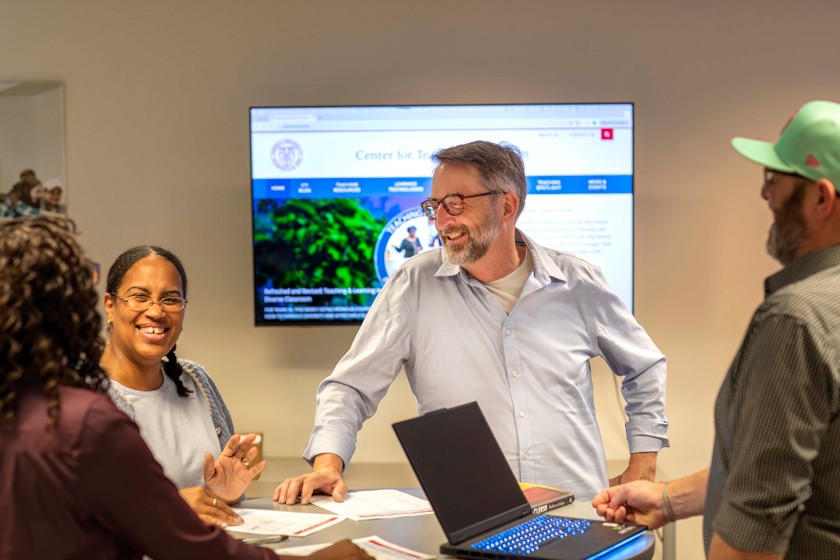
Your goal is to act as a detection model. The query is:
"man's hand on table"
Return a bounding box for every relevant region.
[273,453,348,505]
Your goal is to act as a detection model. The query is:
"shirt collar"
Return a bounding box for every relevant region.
[765,243,840,297]
[434,228,567,285]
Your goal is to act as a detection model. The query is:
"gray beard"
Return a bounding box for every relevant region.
[442,228,492,265]
[766,221,803,266]
[765,180,808,266]
[441,214,499,266]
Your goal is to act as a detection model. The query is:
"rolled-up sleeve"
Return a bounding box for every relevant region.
[591,266,669,453]
[714,314,832,553]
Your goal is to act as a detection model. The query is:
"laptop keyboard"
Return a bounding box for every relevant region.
[470,515,592,555]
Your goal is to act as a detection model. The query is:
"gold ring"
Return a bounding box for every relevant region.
[212,498,217,508]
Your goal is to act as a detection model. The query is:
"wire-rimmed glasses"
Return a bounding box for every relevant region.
[109,292,188,311]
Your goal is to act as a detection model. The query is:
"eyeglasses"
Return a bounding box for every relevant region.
[109,292,188,311]
[764,169,810,184]
[420,191,503,220]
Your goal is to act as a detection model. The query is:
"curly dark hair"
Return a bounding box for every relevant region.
[0,216,109,430]
[105,246,192,398]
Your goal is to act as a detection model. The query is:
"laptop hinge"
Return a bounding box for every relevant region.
[450,505,533,544]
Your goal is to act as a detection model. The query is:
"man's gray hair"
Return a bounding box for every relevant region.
[432,141,527,218]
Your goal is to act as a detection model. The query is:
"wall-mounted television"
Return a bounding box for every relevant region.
[251,103,634,325]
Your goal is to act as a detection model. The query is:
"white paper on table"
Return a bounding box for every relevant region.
[230,508,345,537]
[308,489,433,521]
[270,535,434,559]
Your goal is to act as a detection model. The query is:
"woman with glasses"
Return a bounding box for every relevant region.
[101,245,260,528]
[0,216,370,560]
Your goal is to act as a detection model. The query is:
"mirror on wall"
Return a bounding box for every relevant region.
[0,81,66,217]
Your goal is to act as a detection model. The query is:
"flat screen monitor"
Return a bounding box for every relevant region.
[250,103,633,325]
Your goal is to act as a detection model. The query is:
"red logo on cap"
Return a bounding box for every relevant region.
[806,154,821,168]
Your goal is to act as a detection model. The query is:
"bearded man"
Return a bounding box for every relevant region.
[593,100,840,559]
[276,141,669,505]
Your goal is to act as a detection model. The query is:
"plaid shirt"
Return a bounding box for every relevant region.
[0,200,41,218]
[704,244,840,557]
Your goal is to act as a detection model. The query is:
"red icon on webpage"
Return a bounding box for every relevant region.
[601,128,614,140]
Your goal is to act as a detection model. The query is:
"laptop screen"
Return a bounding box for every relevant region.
[393,402,532,540]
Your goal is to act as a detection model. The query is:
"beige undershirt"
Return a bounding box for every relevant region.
[483,248,533,314]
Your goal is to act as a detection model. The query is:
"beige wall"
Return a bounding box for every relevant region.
[0,95,33,188]
[3,1,839,557]
[0,86,64,192]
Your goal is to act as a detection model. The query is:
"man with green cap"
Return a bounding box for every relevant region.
[591,100,840,558]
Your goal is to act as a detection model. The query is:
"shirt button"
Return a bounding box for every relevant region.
[523,453,530,460]
[505,329,512,336]
[511,370,519,377]
[519,411,525,418]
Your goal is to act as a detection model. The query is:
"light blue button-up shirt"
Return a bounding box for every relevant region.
[304,230,669,500]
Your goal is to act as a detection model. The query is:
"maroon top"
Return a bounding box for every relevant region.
[0,385,275,560]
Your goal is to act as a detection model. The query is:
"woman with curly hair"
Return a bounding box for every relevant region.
[101,245,263,527]
[0,216,370,560]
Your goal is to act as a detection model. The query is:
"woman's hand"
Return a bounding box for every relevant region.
[179,486,243,528]
[204,433,267,502]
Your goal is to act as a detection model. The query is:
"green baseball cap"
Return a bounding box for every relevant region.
[732,100,840,190]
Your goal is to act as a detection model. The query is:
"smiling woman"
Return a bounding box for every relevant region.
[100,246,265,528]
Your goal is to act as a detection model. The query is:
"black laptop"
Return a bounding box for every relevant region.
[392,402,648,560]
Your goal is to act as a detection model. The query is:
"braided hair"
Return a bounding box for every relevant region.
[105,246,192,398]
[0,216,109,430]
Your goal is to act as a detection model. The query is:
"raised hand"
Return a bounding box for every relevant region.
[204,433,266,502]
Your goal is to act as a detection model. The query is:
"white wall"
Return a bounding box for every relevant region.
[3,1,839,557]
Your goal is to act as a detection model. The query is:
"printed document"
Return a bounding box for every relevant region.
[309,489,433,521]
[230,508,345,537]
[272,535,433,559]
